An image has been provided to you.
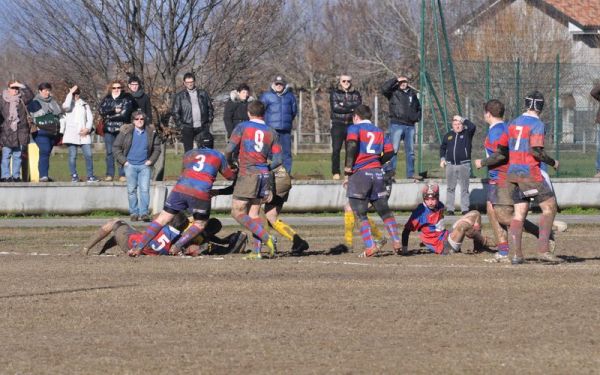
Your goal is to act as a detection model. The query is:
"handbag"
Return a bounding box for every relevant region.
[21,100,37,133]
[34,113,60,135]
[95,116,105,136]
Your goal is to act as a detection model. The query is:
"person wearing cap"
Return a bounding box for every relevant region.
[128,76,152,124]
[0,80,34,182]
[381,76,422,180]
[259,75,297,173]
[171,72,214,152]
[113,109,162,222]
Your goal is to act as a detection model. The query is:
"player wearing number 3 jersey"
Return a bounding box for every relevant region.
[128,134,236,257]
[226,101,281,259]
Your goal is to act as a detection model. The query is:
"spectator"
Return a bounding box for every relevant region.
[439,115,476,215]
[171,72,214,152]
[223,83,252,138]
[381,76,422,180]
[113,109,161,222]
[591,82,600,178]
[330,74,361,180]
[0,80,33,182]
[260,75,297,173]
[29,82,62,182]
[128,76,152,124]
[99,79,137,182]
[61,85,98,182]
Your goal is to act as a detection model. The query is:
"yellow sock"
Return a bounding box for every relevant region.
[272,219,296,241]
[344,210,355,247]
[368,216,383,241]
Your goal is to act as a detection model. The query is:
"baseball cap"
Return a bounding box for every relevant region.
[273,75,286,85]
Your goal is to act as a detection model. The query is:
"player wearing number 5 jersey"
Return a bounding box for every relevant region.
[343,104,401,257]
[226,100,281,259]
[495,91,561,264]
[128,134,236,257]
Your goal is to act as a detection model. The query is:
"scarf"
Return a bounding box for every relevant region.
[131,89,145,99]
[32,94,62,117]
[2,89,21,131]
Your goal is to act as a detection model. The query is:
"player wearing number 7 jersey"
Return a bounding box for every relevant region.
[226,100,282,259]
[128,134,236,257]
[343,104,401,257]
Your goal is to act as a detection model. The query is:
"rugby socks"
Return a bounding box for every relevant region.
[369,216,383,241]
[344,210,355,247]
[236,215,270,242]
[252,235,262,253]
[359,220,374,249]
[382,217,400,243]
[174,224,202,250]
[135,221,163,250]
[508,219,524,258]
[537,213,553,254]
[272,219,296,241]
[497,242,509,256]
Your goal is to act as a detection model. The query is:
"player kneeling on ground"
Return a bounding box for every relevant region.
[128,133,236,257]
[343,104,401,257]
[401,184,492,255]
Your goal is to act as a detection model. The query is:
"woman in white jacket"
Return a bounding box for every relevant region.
[61,85,98,182]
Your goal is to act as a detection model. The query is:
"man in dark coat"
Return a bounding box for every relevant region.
[128,76,153,124]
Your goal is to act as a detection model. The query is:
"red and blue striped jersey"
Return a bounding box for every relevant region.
[226,120,282,176]
[128,225,181,256]
[506,114,545,182]
[404,202,449,254]
[484,121,509,183]
[346,121,392,172]
[172,148,236,201]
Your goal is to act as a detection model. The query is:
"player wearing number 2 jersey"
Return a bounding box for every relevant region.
[128,134,236,257]
[343,104,400,257]
[226,100,281,259]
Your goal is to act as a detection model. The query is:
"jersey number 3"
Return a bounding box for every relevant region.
[193,154,206,172]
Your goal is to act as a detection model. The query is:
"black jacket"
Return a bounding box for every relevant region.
[329,86,362,126]
[171,88,214,129]
[131,90,153,124]
[381,79,421,125]
[439,119,476,164]
[99,92,138,133]
[223,91,251,137]
[113,123,162,166]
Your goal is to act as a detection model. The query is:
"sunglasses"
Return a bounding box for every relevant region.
[341,80,351,83]
[10,87,20,90]
[134,117,145,121]
[112,87,122,90]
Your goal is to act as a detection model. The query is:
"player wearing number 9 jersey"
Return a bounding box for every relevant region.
[128,134,236,257]
[343,104,400,257]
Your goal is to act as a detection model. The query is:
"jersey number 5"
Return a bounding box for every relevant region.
[193,154,206,172]
[150,234,170,251]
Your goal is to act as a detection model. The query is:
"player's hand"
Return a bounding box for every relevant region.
[553,160,559,170]
[262,191,273,204]
[342,176,349,189]
[128,248,142,257]
[440,160,446,168]
[475,159,483,169]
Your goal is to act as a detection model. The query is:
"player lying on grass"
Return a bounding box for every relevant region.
[343,104,402,257]
[211,164,309,256]
[401,184,493,255]
[128,134,237,257]
[82,213,248,256]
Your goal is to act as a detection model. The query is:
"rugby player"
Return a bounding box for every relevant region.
[128,133,236,257]
[225,101,280,259]
[401,184,491,255]
[343,104,401,257]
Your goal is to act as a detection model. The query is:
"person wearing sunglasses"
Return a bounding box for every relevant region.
[0,80,34,182]
[113,109,161,222]
[99,79,138,182]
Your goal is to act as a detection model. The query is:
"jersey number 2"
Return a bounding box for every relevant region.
[366,132,376,154]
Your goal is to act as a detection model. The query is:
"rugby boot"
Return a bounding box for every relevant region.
[291,234,309,255]
[264,236,277,258]
[511,256,525,265]
[374,236,388,249]
[358,246,379,258]
[244,251,262,260]
[538,251,564,264]
[484,252,510,263]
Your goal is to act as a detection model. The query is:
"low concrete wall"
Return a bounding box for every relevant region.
[0,178,598,215]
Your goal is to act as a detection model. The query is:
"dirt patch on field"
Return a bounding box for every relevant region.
[0,224,599,374]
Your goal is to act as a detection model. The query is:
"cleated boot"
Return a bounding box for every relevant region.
[358,246,378,258]
[511,256,525,265]
[485,252,510,263]
[539,251,564,263]
[374,236,388,249]
[264,236,277,258]
[244,252,262,260]
[291,234,309,255]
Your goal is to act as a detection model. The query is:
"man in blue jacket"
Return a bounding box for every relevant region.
[260,75,297,173]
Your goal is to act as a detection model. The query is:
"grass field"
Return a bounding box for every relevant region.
[1,222,599,373]
[41,148,598,182]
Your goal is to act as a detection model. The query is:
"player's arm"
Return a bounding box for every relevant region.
[268,133,283,170]
[224,129,241,167]
[531,147,558,169]
[211,181,235,196]
[479,145,508,168]
[344,140,358,173]
[380,135,394,164]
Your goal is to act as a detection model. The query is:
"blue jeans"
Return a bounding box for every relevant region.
[34,131,55,178]
[67,144,94,177]
[125,163,151,216]
[1,146,22,179]
[388,123,415,178]
[104,132,124,178]
[596,125,600,172]
[277,130,292,173]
